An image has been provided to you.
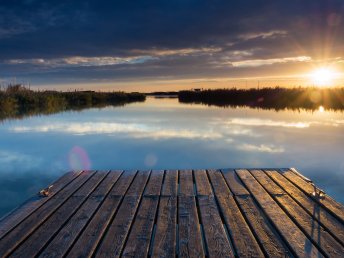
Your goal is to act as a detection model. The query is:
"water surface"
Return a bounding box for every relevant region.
[0,97,343,217]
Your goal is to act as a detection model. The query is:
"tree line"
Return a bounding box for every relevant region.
[178,87,344,111]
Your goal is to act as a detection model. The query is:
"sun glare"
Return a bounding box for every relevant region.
[309,67,337,86]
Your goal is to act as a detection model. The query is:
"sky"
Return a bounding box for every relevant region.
[0,0,344,91]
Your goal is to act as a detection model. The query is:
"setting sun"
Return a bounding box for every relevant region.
[309,67,337,86]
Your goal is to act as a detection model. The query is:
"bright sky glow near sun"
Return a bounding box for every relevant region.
[309,67,339,86]
[0,1,344,91]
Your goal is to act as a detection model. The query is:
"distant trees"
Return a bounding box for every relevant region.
[0,84,146,120]
[178,87,344,111]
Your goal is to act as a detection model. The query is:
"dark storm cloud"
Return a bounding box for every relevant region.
[0,0,344,86]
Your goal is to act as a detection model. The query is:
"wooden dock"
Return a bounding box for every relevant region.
[0,168,343,257]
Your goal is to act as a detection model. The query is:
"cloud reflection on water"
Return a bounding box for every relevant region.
[0,97,343,217]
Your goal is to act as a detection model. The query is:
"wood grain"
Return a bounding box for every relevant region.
[198,196,234,258]
[67,170,136,257]
[39,171,122,258]
[95,170,150,257]
[11,171,108,257]
[236,169,323,258]
[282,169,344,224]
[178,196,204,258]
[0,171,82,238]
[266,169,344,246]
[0,170,95,257]
[180,170,194,196]
[152,196,177,258]
[162,170,178,196]
[121,196,159,257]
[1,168,343,257]
[222,169,249,196]
[252,170,344,257]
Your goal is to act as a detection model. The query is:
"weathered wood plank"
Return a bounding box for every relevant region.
[216,195,264,257]
[222,169,249,196]
[207,170,263,257]
[1,167,342,258]
[152,196,177,258]
[251,170,344,258]
[235,195,291,257]
[162,170,178,196]
[95,170,150,257]
[197,196,234,258]
[0,170,95,257]
[194,170,234,257]
[194,170,213,196]
[207,169,232,197]
[38,171,122,258]
[282,169,344,224]
[178,196,204,258]
[122,171,168,256]
[144,170,164,196]
[236,169,322,258]
[121,196,159,257]
[266,169,344,246]
[111,170,137,196]
[67,170,136,257]
[0,171,82,239]
[127,170,151,196]
[10,171,108,257]
[180,170,194,196]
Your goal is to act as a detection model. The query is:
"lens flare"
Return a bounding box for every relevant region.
[144,153,158,167]
[68,146,91,170]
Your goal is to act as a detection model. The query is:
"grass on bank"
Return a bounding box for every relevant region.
[0,84,145,120]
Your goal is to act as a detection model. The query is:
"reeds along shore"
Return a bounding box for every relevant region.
[0,85,145,120]
[178,87,344,111]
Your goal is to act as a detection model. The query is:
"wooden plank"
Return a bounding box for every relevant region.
[194,170,213,196]
[216,195,264,257]
[126,170,151,196]
[38,171,122,258]
[0,170,95,257]
[95,170,150,257]
[122,170,164,257]
[198,196,234,257]
[282,169,344,224]
[0,170,81,238]
[162,170,178,196]
[110,170,137,195]
[251,170,344,258]
[144,170,164,196]
[121,196,159,257]
[207,170,263,257]
[207,169,232,197]
[67,170,136,257]
[266,169,344,246]
[178,196,204,258]
[151,196,177,258]
[1,167,342,257]
[222,169,249,196]
[236,169,322,258]
[250,170,284,195]
[179,170,194,196]
[10,171,108,257]
[235,195,291,257]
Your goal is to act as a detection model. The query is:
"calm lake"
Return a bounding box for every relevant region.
[0,97,343,217]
